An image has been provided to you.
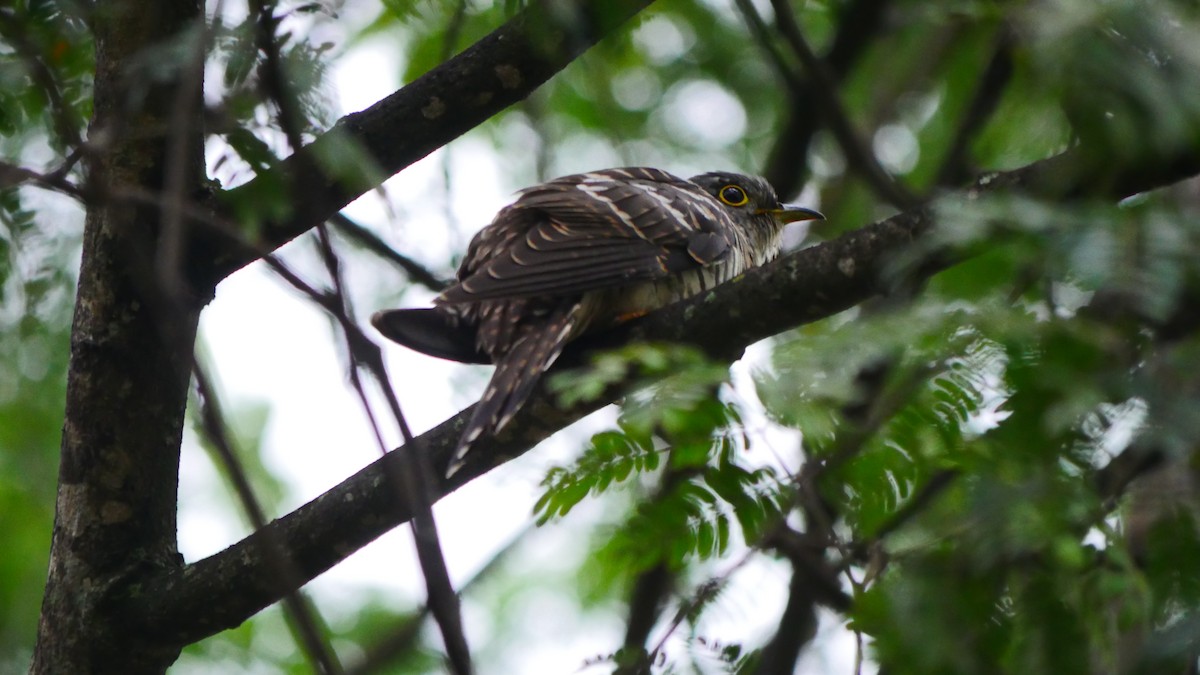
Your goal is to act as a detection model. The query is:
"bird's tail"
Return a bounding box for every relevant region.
[446,304,577,477]
[371,308,491,364]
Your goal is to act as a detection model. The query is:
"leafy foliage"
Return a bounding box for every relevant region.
[540,344,785,572]
[9,0,1200,672]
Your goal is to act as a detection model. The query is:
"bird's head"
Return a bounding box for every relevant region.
[689,171,824,228]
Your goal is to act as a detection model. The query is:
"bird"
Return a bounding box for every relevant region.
[372,167,823,477]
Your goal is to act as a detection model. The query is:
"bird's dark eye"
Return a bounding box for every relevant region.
[718,184,749,207]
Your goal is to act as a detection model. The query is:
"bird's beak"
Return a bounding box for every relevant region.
[767,204,825,223]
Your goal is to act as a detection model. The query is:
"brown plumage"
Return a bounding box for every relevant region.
[372,167,823,476]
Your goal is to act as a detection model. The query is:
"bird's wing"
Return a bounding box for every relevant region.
[438,168,737,303]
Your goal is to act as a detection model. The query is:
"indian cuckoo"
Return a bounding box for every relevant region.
[372,167,823,476]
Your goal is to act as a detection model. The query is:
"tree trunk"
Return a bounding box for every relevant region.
[32,0,204,672]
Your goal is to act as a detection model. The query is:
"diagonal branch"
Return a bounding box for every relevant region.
[308,224,472,673]
[740,0,891,195]
[194,0,655,292]
[127,142,1200,648]
[933,27,1016,187]
[243,0,473,664]
[328,213,451,292]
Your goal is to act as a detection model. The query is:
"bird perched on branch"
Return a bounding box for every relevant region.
[372,167,822,476]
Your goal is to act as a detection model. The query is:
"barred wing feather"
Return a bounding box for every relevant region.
[438,168,736,304]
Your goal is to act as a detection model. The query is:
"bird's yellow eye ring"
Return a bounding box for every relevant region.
[718,184,749,207]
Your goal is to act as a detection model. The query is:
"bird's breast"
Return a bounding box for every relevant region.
[578,236,780,332]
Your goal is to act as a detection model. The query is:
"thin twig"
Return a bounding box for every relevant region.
[258,235,473,675]
[734,0,796,88]
[767,0,921,210]
[328,213,450,292]
[45,147,86,184]
[873,469,959,543]
[159,0,219,319]
[933,27,1016,187]
[250,0,307,154]
[345,523,534,675]
[740,0,893,195]
[315,224,474,675]
[644,553,756,668]
[792,360,932,506]
[193,360,345,675]
[268,6,473,658]
[0,160,85,200]
[440,0,470,61]
[243,9,474,668]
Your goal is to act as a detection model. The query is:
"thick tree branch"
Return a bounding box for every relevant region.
[194,0,654,292]
[33,0,206,672]
[125,140,1200,647]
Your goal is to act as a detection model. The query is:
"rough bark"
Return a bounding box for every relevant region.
[31,0,205,672]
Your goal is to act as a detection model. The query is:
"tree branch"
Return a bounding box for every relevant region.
[193,0,655,292]
[752,557,819,675]
[129,194,928,646]
[328,213,451,292]
[32,0,206,672]
[933,27,1015,187]
[125,140,1200,647]
[767,0,920,210]
[742,0,892,196]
